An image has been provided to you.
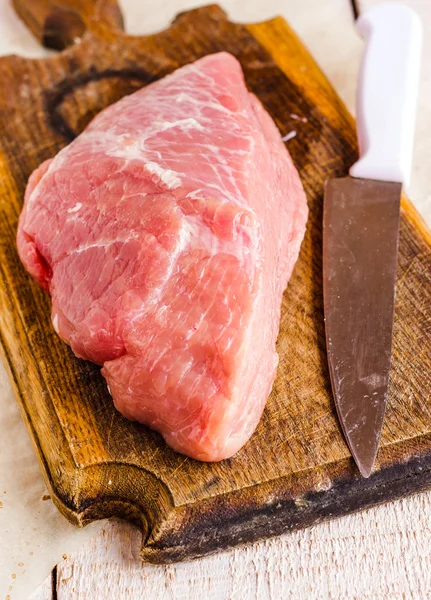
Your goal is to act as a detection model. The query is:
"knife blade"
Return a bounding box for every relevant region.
[323,3,422,477]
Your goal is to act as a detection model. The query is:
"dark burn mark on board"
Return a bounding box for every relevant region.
[201,475,221,493]
[43,67,159,141]
[143,450,431,562]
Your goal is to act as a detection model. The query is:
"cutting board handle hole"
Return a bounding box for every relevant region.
[12,0,125,50]
[43,9,86,51]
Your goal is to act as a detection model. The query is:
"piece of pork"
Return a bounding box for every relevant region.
[17,52,308,461]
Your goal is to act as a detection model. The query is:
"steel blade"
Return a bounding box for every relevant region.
[323,177,402,477]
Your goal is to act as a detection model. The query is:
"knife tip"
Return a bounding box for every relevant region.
[357,461,373,478]
[351,445,378,479]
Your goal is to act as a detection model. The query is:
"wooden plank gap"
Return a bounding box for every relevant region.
[51,566,58,600]
[351,0,360,19]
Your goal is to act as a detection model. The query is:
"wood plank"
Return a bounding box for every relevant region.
[55,494,431,599]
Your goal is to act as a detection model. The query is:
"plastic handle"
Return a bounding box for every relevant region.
[349,3,422,186]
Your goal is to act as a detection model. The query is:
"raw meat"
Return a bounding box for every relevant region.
[17,52,308,461]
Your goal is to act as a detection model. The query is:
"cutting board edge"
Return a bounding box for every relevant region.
[27,432,431,564]
[0,324,86,519]
[141,435,431,563]
[0,314,175,535]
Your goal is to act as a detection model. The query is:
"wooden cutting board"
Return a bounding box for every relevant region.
[1,0,431,564]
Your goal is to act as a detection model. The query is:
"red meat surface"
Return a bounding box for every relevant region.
[17,53,308,461]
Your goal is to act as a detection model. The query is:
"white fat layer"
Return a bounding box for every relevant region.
[152,118,205,133]
[105,139,183,189]
[175,92,233,115]
[179,213,255,273]
[102,116,208,190]
[185,189,204,200]
[106,139,141,160]
[145,162,181,189]
[67,202,82,213]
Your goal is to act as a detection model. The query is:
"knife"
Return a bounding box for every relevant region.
[323,3,422,477]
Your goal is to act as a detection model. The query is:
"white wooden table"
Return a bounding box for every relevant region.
[3,0,431,598]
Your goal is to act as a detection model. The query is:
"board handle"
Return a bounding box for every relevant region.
[349,3,422,186]
[12,0,124,50]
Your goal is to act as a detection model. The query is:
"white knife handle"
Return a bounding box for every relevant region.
[349,3,422,186]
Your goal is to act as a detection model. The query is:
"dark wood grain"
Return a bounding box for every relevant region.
[0,1,430,563]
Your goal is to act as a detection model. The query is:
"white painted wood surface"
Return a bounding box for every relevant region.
[27,576,52,600]
[48,499,431,599]
[5,0,431,597]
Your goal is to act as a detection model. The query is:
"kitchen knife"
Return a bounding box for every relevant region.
[323,3,422,477]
